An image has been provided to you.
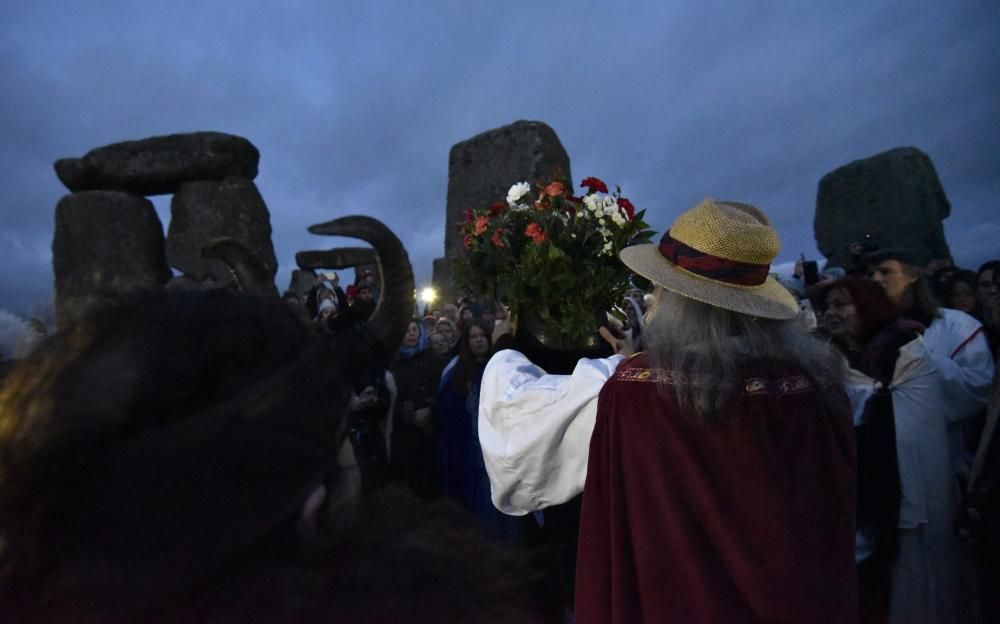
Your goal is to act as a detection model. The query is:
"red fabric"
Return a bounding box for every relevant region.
[658,230,770,286]
[575,354,858,623]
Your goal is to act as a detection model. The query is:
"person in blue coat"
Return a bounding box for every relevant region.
[437,318,522,543]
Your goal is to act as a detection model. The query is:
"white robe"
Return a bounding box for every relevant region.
[844,337,970,624]
[922,308,994,469]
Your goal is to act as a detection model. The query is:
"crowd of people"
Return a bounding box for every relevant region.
[0,205,998,621]
[292,213,1000,622]
[285,269,549,542]
[805,254,997,623]
[476,203,999,622]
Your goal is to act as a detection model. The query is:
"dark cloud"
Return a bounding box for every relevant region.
[1,1,997,316]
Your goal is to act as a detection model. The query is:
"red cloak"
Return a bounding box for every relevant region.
[575,353,857,623]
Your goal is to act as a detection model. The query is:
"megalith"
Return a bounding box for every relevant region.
[166,176,277,287]
[434,120,572,292]
[815,147,952,268]
[287,269,318,300]
[54,131,259,196]
[53,191,171,326]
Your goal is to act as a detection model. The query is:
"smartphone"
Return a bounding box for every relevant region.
[803,260,819,286]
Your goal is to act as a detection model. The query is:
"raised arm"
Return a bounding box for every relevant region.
[478,348,623,515]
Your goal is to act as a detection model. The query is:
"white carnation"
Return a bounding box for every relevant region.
[507,182,531,205]
[583,194,602,213]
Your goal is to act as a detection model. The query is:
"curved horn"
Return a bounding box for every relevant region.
[308,216,413,353]
[295,248,377,271]
[201,238,279,297]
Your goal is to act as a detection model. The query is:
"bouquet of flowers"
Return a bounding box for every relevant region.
[453,175,653,344]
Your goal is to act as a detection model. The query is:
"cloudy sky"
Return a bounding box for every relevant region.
[1,1,997,317]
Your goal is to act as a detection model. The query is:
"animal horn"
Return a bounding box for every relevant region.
[307,216,413,354]
[201,238,278,297]
[295,248,377,271]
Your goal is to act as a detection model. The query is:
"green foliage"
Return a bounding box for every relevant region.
[453,177,654,343]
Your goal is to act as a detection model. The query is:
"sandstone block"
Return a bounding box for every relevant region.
[53,191,171,326]
[54,131,259,195]
[166,176,277,287]
[445,120,571,258]
[815,147,952,268]
[287,269,317,300]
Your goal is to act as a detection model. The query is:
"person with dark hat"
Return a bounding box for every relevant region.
[481,198,857,623]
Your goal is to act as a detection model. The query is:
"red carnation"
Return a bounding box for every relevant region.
[474,215,490,235]
[491,228,508,248]
[489,201,506,216]
[581,177,608,193]
[463,208,474,223]
[463,235,473,249]
[524,222,547,245]
[618,197,636,220]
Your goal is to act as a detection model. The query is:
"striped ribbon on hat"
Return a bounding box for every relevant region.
[657,230,770,286]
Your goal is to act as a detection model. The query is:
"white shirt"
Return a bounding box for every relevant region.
[477,349,623,515]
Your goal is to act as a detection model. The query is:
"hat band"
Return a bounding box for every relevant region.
[658,230,770,286]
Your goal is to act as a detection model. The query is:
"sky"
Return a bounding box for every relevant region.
[1,1,998,318]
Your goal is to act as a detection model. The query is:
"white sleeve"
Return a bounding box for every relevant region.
[924,311,994,422]
[477,349,623,516]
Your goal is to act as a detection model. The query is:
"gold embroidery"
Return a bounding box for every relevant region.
[617,368,811,395]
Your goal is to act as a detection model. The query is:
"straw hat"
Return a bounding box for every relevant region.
[619,198,799,319]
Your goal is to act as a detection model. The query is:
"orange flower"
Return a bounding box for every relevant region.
[524,222,547,245]
[543,181,565,197]
[491,228,507,248]
[474,215,489,235]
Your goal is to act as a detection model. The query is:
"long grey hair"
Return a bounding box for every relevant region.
[640,287,842,422]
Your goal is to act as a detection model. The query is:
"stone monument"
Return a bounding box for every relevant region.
[53,191,171,326]
[432,120,572,296]
[815,147,952,269]
[52,132,276,325]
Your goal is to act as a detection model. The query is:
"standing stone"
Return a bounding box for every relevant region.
[288,269,317,299]
[435,120,572,292]
[815,147,952,268]
[54,132,259,196]
[166,176,277,287]
[53,191,171,327]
